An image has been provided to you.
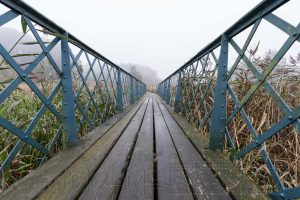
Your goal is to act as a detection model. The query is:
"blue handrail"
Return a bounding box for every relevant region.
[158,0,300,199]
[0,0,146,184]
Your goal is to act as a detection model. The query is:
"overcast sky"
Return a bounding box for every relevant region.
[11,1,300,79]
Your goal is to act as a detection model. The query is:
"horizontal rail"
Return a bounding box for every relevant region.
[1,0,142,83]
[160,0,289,83]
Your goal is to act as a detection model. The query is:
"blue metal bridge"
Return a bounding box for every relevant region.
[0,0,299,199]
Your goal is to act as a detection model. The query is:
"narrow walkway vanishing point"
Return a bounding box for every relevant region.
[1,94,268,200]
[1,0,300,199]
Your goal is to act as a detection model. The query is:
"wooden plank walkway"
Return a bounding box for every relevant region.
[1,93,268,200]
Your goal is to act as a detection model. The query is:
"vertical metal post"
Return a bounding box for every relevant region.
[164,81,167,101]
[137,82,140,98]
[117,69,123,112]
[175,70,182,112]
[209,34,228,150]
[166,79,171,104]
[135,79,138,101]
[130,76,134,104]
[61,32,78,146]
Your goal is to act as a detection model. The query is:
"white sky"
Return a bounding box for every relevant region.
[9,0,300,79]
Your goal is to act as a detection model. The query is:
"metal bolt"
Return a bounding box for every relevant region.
[288,115,293,120]
[293,32,298,37]
[22,74,26,78]
[24,135,28,140]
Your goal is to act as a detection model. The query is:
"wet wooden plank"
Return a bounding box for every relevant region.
[0,102,136,200]
[158,95,269,200]
[156,96,231,200]
[36,96,149,200]
[118,96,154,200]
[78,97,150,200]
[153,97,194,200]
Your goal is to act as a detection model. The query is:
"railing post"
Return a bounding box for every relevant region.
[137,82,140,98]
[130,76,134,104]
[174,70,182,112]
[164,81,168,102]
[166,79,171,104]
[117,69,123,112]
[209,34,228,150]
[61,32,78,146]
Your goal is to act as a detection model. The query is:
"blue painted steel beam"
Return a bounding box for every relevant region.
[117,69,124,112]
[209,34,228,150]
[61,32,78,146]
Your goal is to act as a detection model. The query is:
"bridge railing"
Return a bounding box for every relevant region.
[158,0,300,199]
[0,0,145,188]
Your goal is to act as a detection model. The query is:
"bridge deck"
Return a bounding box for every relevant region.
[1,93,268,200]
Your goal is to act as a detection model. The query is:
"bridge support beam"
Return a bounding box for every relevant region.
[130,77,134,104]
[209,34,228,150]
[117,69,123,112]
[61,32,78,146]
[174,69,182,112]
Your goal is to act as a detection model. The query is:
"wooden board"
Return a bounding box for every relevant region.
[78,97,150,200]
[118,95,154,200]
[158,95,269,200]
[36,96,149,200]
[153,97,194,200]
[156,96,230,200]
[0,101,137,200]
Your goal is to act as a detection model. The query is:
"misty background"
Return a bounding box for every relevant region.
[0,0,299,84]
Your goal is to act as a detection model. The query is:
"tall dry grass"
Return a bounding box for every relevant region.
[179,50,300,193]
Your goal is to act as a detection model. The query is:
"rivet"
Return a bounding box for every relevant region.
[223,65,226,68]
[280,192,285,197]
[24,135,28,140]
[288,115,293,120]
[293,32,298,37]
[22,74,26,78]
[221,104,225,108]
[224,50,227,54]
[63,63,66,66]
